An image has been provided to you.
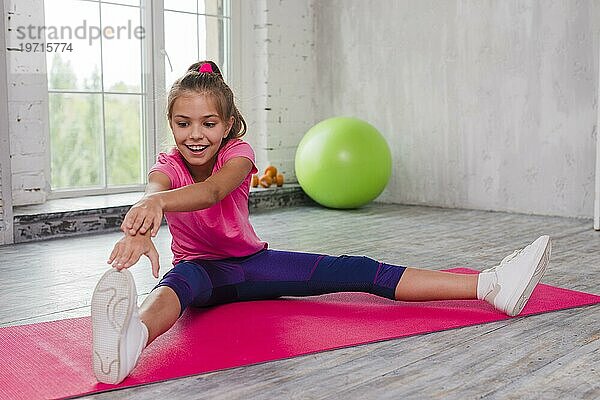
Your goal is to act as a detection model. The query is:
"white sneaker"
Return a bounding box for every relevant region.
[91,268,148,384]
[478,235,551,316]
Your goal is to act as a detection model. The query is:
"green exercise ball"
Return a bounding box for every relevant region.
[295,117,392,209]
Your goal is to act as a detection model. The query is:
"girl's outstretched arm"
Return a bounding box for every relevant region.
[107,172,170,278]
[121,171,172,236]
[123,156,253,236]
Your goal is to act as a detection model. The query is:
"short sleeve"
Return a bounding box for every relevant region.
[149,150,182,189]
[218,140,259,175]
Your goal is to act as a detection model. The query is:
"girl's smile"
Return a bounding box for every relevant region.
[170,93,233,180]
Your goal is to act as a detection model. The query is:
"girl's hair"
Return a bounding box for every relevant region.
[166,60,247,141]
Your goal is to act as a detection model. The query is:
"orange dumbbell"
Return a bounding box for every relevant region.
[259,174,272,188]
[275,173,284,187]
[265,166,278,179]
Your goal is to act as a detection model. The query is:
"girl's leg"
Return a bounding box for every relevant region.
[234,235,551,317]
[397,235,551,316]
[139,286,181,344]
[92,261,216,384]
[232,250,404,301]
[394,268,477,301]
[141,260,219,343]
[140,259,248,343]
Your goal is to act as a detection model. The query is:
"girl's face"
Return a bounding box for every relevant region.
[170,92,233,180]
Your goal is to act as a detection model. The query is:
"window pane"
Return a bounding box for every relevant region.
[198,15,228,78]
[105,94,143,186]
[45,0,102,91]
[199,0,225,16]
[101,3,142,93]
[164,0,196,13]
[164,10,199,88]
[49,93,103,190]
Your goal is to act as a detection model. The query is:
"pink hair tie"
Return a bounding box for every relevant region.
[199,63,213,73]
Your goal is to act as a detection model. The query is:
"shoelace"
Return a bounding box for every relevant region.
[483,247,525,273]
[500,247,525,265]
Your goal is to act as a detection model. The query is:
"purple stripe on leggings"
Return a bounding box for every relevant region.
[373,262,383,284]
[309,255,325,278]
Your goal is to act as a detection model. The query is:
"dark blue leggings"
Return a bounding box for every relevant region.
[154,249,406,314]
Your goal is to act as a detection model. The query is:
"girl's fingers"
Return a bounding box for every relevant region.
[146,246,161,278]
[122,209,137,229]
[114,246,134,269]
[107,244,119,264]
[123,252,142,269]
[122,217,136,234]
[129,213,144,235]
[109,241,128,265]
[139,217,153,235]
[151,215,162,236]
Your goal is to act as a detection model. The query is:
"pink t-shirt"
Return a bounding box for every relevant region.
[149,139,268,264]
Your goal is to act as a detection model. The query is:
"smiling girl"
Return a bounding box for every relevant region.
[91,61,551,385]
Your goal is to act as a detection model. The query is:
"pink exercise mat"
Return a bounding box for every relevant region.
[1,268,599,399]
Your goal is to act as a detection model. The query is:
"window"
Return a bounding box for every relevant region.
[164,0,230,89]
[45,0,230,196]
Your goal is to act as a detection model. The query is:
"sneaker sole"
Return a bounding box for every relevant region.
[508,237,551,316]
[91,268,136,384]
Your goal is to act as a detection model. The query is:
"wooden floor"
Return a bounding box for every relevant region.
[0,203,598,399]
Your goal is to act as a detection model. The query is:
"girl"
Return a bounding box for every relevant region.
[91,60,552,385]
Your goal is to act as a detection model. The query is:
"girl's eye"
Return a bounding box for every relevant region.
[204,122,216,128]
[177,122,189,127]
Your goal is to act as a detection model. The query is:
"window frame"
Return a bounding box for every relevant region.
[47,0,232,199]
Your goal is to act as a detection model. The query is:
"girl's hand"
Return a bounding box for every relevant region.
[108,232,161,278]
[121,194,164,237]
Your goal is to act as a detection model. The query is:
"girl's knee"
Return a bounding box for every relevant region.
[154,262,214,313]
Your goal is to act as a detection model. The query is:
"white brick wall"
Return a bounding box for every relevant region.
[261,0,316,181]
[234,0,269,173]
[0,4,4,243]
[0,165,4,243]
[237,0,316,181]
[5,0,50,207]
[1,0,14,244]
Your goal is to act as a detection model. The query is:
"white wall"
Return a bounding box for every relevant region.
[235,0,316,180]
[2,0,599,221]
[4,0,50,207]
[315,0,599,218]
[0,0,14,245]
